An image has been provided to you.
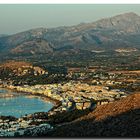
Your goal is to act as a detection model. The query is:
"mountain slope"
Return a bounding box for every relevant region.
[46,93,140,137]
[0,12,140,56]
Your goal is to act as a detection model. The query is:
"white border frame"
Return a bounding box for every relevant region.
[0,0,140,4]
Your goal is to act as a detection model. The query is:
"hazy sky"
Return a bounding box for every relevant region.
[0,4,140,34]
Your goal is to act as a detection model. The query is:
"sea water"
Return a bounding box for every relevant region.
[0,88,53,118]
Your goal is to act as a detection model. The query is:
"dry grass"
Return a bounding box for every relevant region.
[0,60,32,70]
[46,93,140,137]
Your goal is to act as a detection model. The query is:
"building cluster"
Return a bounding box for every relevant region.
[0,117,53,137]
[7,81,127,115]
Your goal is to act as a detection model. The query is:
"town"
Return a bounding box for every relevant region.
[0,60,140,136]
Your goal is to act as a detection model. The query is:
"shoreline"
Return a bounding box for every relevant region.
[0,85,62,117]
[0,85,62,137]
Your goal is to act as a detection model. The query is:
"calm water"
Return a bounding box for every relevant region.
[0,88,53,118]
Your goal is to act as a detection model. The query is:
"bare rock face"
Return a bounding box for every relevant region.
[94,12,140,32]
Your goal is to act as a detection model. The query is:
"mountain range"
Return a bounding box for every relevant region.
[0,12,140,59]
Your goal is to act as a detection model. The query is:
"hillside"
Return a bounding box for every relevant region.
[0,61,32,70]
[11,38,54,54]
[0,12,140,57]
[0,60,47,75]
[0,60,48,85]
[46,93,140,137]
[0,12,140,70]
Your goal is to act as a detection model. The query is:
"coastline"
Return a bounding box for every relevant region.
[0,84,63,137]
[0,85,62,115]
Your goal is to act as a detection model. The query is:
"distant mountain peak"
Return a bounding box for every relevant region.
[93,12,140,31]
[111,12,140,20]
[116,12,138,16]
[1,12,140,56]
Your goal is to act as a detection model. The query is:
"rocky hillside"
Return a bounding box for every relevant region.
[0,12,140,57]
[46,93,140,137]
[11,38,54,54]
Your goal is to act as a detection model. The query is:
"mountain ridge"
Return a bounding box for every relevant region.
[0,12,140,57]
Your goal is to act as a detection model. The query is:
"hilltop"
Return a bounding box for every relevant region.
[0,60,48,85]
[0,61,32,70]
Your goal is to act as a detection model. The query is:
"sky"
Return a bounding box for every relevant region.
[0,4,140,34]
